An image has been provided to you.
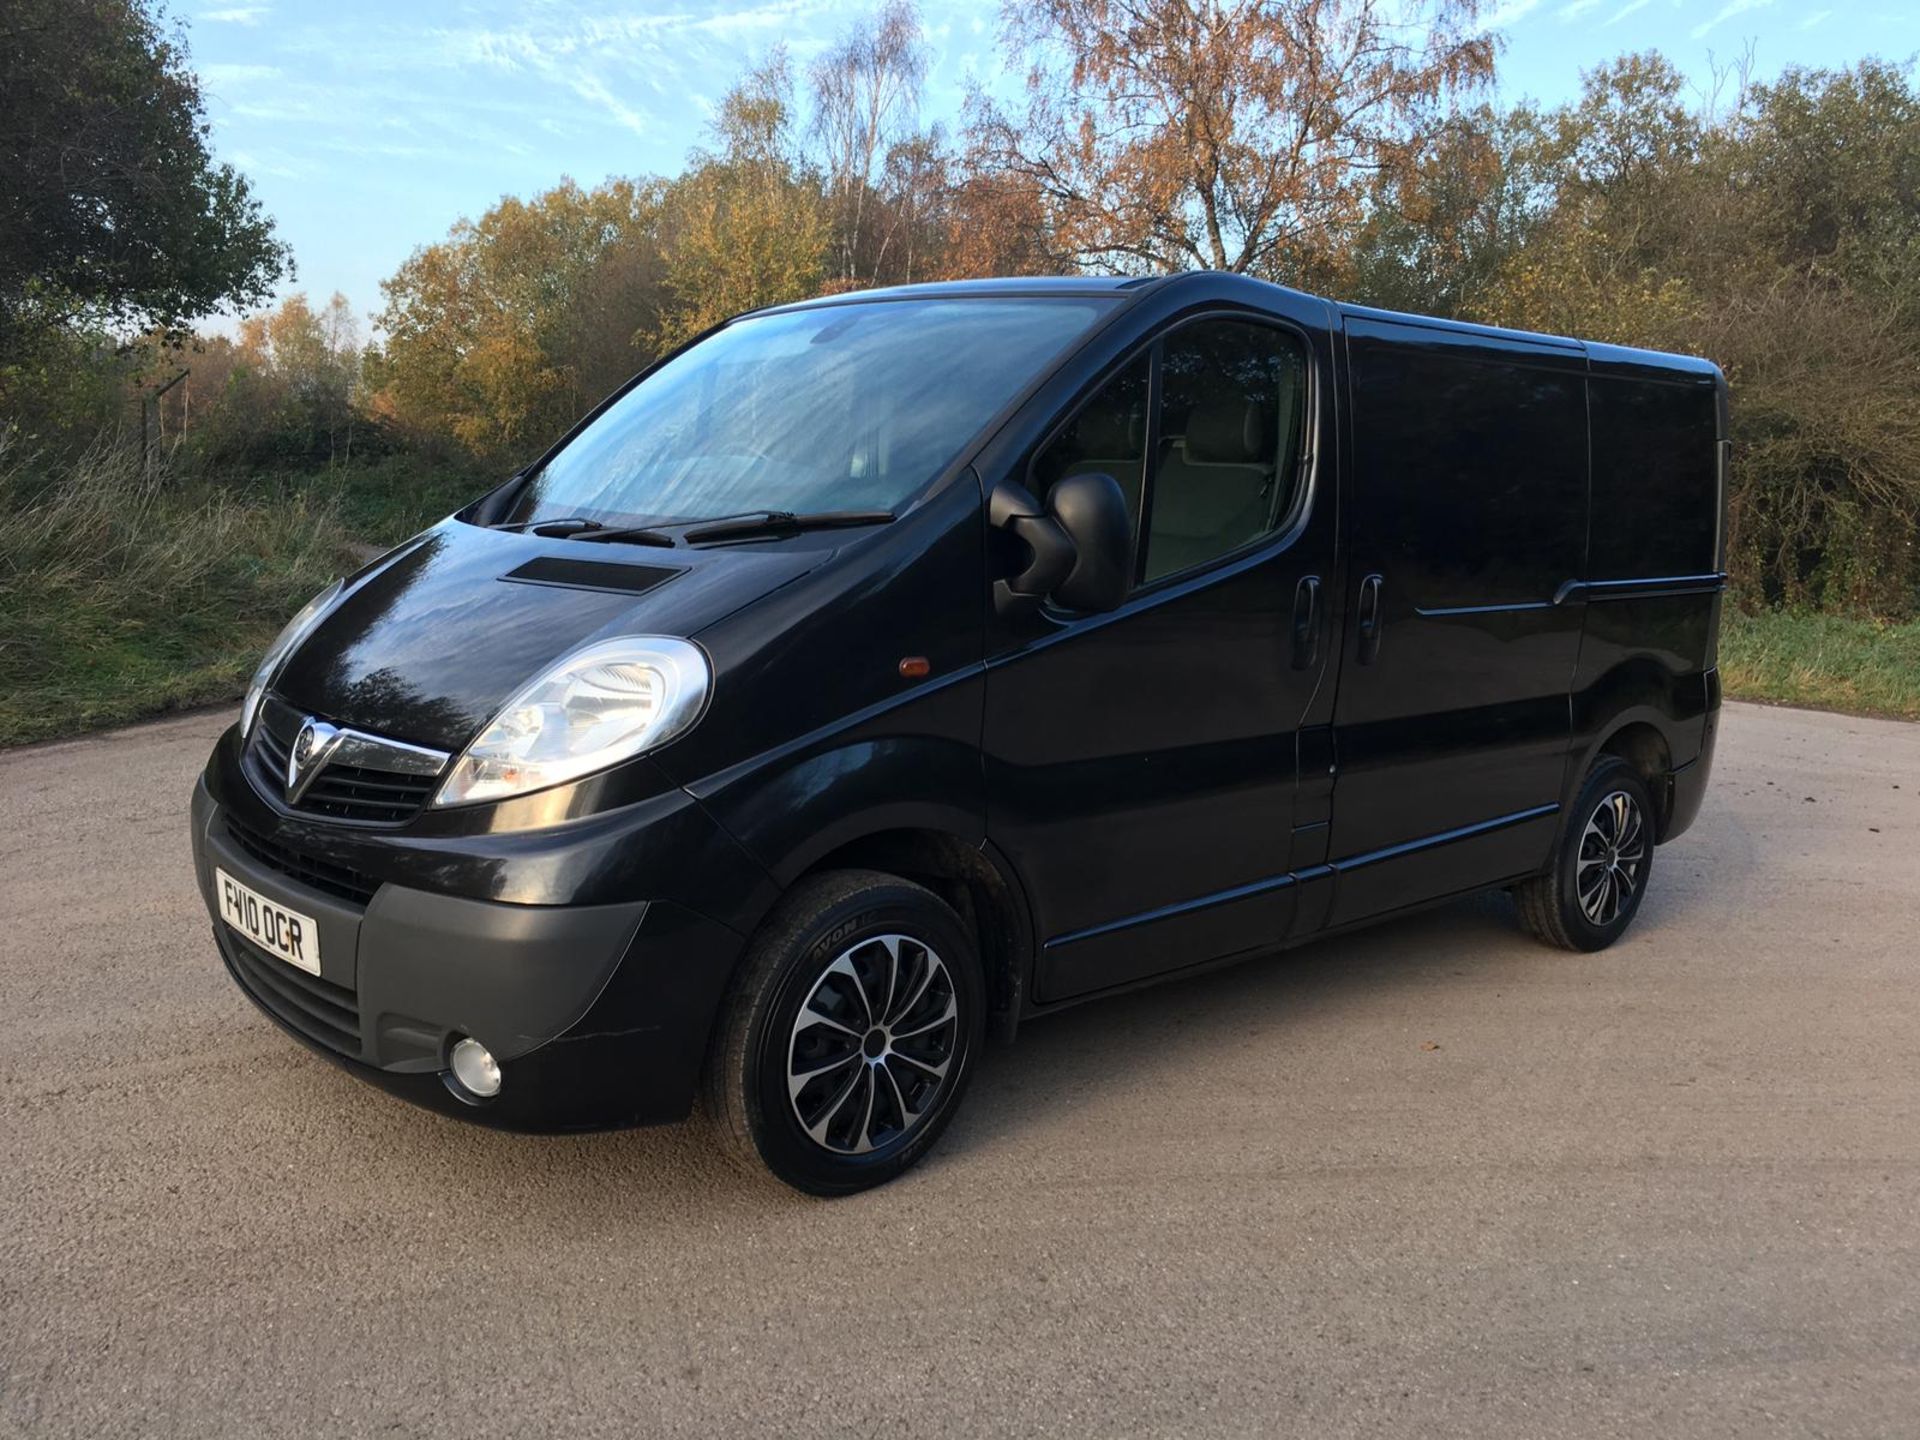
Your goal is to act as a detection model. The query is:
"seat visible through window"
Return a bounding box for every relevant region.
[1144,320,1305,582]
[1025,320,1306,601]
[1144,397,1277,577]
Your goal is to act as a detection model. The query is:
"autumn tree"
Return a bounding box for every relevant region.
[1344,106,1532,317]
[1474,54,1707,344]
[810,2,934,286]
[651,54,831,347]
[1726,59,1920,309]
[374,179,666,460]
[1696,62,1920,612]
[967,0,1495,278]
[875,129,957,284]
[162,293,363,464]
[932,167,1058,279]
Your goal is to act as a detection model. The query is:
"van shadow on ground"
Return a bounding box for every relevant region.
[247,873,1707,1223]
[936,887,1545,1157]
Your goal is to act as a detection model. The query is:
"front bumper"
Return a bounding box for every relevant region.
[190,761,756,1130]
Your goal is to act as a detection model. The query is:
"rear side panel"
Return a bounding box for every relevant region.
[1566,343,1725,839]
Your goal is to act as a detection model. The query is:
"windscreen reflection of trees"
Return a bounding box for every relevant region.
[519,301,1105,525]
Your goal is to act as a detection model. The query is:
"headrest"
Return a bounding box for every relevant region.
[1185,399,1269,464]
[1074,402,1142,457]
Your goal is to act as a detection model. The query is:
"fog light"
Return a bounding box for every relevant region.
[449,1036,502,1099]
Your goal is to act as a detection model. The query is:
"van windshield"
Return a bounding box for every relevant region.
[505,297,1113,528]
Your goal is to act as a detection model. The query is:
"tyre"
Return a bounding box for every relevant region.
[703,869,984,1195]
[1513,756,1656,952]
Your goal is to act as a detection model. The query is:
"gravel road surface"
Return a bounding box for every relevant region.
[2,701,1916,1437]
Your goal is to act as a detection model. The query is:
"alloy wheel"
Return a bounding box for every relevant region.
[1576,789,1647,926]
[785,934,959,1155]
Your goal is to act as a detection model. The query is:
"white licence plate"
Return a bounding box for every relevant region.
[215,867,322,976]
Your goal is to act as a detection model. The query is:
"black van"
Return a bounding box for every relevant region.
[189,273,1725,1193]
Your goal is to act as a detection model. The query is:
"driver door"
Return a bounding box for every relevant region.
[982,304,1339,1004]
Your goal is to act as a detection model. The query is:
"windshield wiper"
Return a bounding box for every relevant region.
[490,516,597,536]
[491,516,674,547]
[681,509,895,545]
[570,524,675,548]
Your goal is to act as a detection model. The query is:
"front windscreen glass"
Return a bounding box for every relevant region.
[505,297,1114,528]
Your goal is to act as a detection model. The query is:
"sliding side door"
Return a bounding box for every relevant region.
[1323,315,1588,926]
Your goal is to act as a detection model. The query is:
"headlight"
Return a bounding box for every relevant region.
[240,578,343,738]
[433,636,710,807]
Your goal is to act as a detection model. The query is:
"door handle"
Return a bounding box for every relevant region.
[1356,573,1385,665]
[1291,576,1321,670]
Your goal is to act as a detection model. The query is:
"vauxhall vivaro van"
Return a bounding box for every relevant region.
[191,273,1725,1193]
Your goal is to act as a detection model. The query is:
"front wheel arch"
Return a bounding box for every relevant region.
[784,827,1035,1045]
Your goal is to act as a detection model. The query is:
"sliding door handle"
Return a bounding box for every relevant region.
[1290,576,1321,670]
[1356,573,1385,665]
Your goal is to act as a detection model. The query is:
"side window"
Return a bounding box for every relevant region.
[1346,337,1584,607]
[1143,321,1307,582]
[1029,353,1151,534]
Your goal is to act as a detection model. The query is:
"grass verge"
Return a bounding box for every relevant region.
[0,440,481,747]
[1719,608,1920,721]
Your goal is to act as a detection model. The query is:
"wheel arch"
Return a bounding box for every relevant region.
[791,827,1035,1044]
[1568,711,1680,841]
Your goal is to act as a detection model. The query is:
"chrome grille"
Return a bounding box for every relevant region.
[248,698,445,825]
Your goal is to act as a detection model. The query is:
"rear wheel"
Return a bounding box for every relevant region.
[704,869,984,1195]
[1514,756,1655,951]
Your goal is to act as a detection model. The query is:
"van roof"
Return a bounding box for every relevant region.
[759,273,1722,382]
[1339,299,1720,383]
[764,276,1169,310]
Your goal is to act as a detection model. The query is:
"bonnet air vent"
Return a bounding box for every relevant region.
[500,557,685,595]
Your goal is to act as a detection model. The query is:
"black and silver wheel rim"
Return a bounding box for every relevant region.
[786,934,959,1156]
[1577,789,1646,926]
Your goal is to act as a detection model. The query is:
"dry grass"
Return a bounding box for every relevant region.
[0,437,360,745]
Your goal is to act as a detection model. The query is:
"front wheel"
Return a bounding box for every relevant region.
[1513,756,1656,951]
[703,869,984,1195]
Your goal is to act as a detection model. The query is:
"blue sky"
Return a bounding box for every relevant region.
[187,0,1913,329]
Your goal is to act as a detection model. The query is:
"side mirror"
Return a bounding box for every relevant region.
[1047,472,1132,613]
[989,474,1131,616]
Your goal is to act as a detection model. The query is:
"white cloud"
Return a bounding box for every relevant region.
[1605,0,1655,22]
[228,147,300,179]
[200,62,279,86]
[567,72,650,137]
[230,99,332,123]
[202,4,269,22]
[1691,0,1775,39]
[1798,7,1833,28]
[400,2,841,139]
[1484,0,1544,28]
[694,1,815,40]
[1558,0,1603,19]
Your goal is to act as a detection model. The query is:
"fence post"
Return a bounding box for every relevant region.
[146,368,190,479]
